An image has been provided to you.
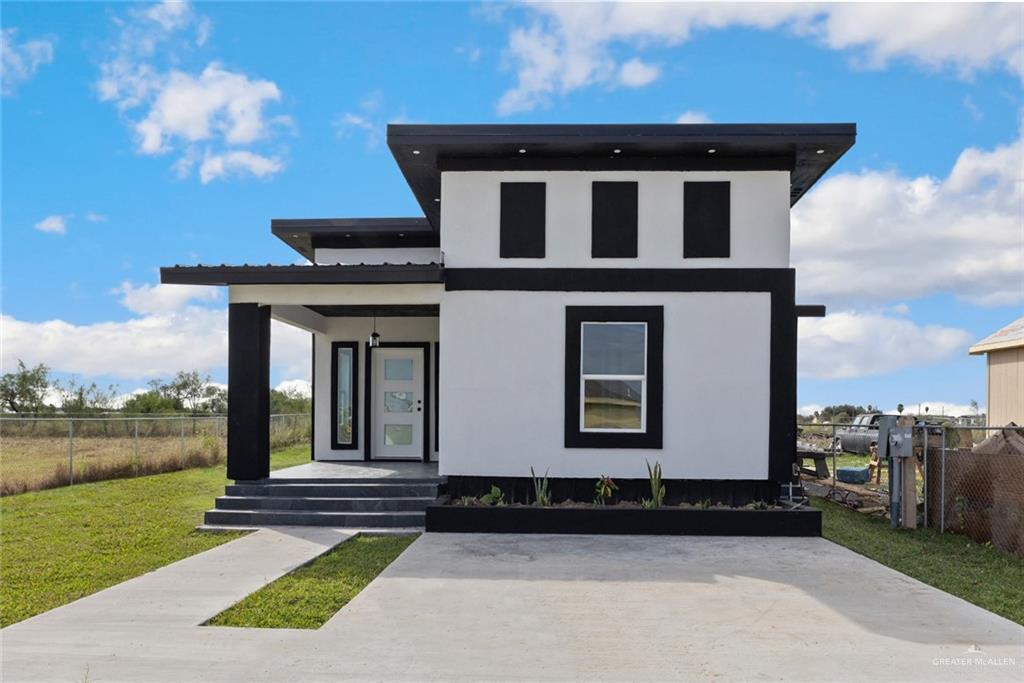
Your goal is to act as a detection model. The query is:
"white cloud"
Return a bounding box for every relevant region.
[675,110,712,124]
[497,3,1022,113]
[96,1,287,182]
[1,280,310,382]
[198,149,283,183]
[333,111,382,148]
[618,58,660,87]
[133,63,282,154]
[792,134,1024,308]
[275,379,311,397]
[113,281,221,315]
[85,212,108,223]
[798,310,972,380]
[798,404,824,416]
[34,214,68,235]
[1,28,55,96]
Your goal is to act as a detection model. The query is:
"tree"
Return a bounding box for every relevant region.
[0,361,52,414]
[270,387,311,415]
[54,376,119,414]
[121,390,181,414]
[164,371,211,412]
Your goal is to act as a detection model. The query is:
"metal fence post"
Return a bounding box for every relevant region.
[68,418,74,486]
[830,423,837,498]
[180,417,186,468]
[940,425,946,533]
[133,419,140,477]
[922,425,928,528]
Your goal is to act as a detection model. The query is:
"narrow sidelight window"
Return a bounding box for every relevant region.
[591,181,638,258]
[565,306,663,449]
[683,181,730,258]
[500,182,546,258]
[331,341,359,449]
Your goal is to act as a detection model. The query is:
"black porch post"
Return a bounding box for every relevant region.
[228,303,271,481]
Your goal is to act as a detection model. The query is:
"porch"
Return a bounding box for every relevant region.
[269,460,442,481]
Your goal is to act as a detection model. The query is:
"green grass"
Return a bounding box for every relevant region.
[813,498,1024,624]
[0,445,311,627]
[206,534,417,629]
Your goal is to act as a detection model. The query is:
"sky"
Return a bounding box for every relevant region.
[2,1,1022,417]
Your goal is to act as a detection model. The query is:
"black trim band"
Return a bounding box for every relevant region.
[795,305,826,317]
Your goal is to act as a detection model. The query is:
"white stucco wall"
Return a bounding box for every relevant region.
[440,171,791,269]
[312,316,439,461]
[314,247,441,265]
[439,291,772,480]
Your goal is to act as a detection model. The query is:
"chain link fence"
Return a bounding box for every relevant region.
[0,414,310,496]
[798,421,1024,557]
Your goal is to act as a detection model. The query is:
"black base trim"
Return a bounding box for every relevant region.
[445,476,781,506]
[426,505,821,536]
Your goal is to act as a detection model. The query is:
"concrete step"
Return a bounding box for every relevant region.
[250,477,446,485]
[204,509,426,528]
[214,495,435,512]
[225,483,439,498]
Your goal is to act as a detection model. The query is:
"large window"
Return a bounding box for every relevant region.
[565,306,663,449]
[330,342,359,450]
[581,323,647,432]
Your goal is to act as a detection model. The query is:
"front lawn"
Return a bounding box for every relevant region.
[0,445,310,627]
[206,534,417,629]
[813,498,1024,624]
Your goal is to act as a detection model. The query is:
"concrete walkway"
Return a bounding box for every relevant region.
[3,532,1022,682]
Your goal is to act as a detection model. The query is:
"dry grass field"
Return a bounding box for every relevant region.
[0,415,309,495]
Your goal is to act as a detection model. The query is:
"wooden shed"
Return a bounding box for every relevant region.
[969,316,1024,427]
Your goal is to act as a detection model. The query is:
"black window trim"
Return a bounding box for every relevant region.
[330,341,360,450]
[565,306,663,449]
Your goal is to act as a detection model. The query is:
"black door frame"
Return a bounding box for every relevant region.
[363,341,431,462]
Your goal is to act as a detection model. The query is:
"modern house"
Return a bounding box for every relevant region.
[969,316,1024,427]
[161,123,855,524]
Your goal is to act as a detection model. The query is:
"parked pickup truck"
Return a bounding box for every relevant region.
[837,413,885,454]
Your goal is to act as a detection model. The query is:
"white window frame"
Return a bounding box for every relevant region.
[579,321,648,434]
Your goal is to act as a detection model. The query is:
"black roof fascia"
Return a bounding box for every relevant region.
[387,123,857,229]
[271,218,437,260]
[160,263,444,286]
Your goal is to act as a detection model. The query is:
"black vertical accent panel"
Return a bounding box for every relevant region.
[768,270,797,482]
[434,341,440,455]
[499,182,546,258]
[683,181,731,258]
[591,181,638,258]
[227,303,270,481]
[310,333,315,460]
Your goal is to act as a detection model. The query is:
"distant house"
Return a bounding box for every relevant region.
[969,316,1024,427]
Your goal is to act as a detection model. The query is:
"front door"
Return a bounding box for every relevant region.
[371,347,425,459]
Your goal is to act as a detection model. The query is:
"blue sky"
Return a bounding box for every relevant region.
[2,2,1021,416]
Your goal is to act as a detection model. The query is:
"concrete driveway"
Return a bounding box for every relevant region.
[3,531,1022,682]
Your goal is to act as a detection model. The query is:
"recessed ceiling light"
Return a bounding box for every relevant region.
[433,198,440,202]
[399,233,405,237]
[412,150,421,155]
[816,149,825,154]
[518,148,526,154]
[345,233,352,238]
[707,148,717,154]
[291,234,298,238]
[613,149,621,154]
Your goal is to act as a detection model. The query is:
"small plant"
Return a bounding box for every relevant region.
[594,475,618,505]
[457,495,479,506]
[530,467,551,507]
[640,497,658,509]
[644,460,665,508]
[750,499,769,510]
[480,485,506,506]
[699,498,712,509]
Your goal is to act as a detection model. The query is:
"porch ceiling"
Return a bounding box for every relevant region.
[160,263,443,286]
[306,304,440,317]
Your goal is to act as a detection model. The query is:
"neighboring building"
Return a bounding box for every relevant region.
[969,316,1024,427]
[162,123,854,506]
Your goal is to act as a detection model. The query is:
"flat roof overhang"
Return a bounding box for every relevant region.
[271,218,437,261]
[388,123,857,230]
[160,263,444,286]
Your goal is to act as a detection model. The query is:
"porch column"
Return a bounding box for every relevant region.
[228,303,271,481]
